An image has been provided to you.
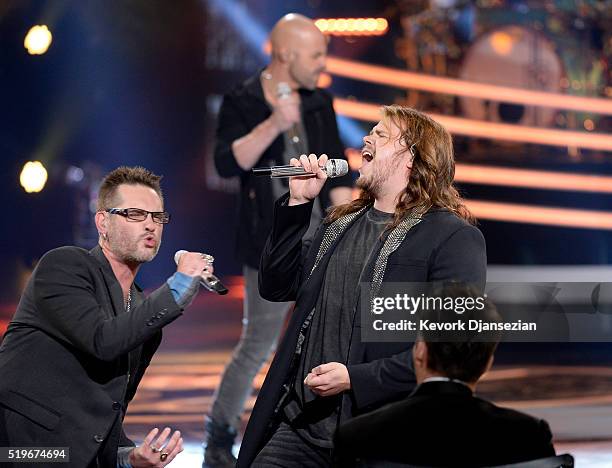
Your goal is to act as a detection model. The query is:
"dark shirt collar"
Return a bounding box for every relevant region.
[412,379,474,398]
[243,71,266,102]
[89,244,142,293]
[243,68,326,112]
[90,244,114,274]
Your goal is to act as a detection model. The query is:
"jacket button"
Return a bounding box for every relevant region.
[112,401,121,410]
[94,434,104,443]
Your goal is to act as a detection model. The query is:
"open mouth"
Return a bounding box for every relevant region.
[362,150,374,162]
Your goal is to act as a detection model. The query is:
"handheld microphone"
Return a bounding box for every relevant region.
[277,82,300,144]
[252,159,349,179]
[174,250,228,295]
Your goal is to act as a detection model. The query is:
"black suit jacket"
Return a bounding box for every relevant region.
[237,197,487,466]
[213,72,352,268]
[0,246,183,467]
[334,381,556,467]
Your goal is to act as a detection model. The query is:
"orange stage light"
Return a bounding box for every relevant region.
[326,57,612,116]
[455,165,612,194]
[466,200,612,231]
[317,72,332,88]
[333,98,612,152]
[315,18,388,36]
[344,147,363,171]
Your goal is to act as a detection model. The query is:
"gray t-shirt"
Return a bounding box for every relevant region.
[284,207,393,448]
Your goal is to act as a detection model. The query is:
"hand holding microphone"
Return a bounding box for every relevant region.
[288,154,331,206]
[270,82,300,134]
[175,250,214,277]
[174,250,228,295]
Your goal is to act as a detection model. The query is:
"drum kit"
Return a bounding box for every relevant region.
[397,0,610,132]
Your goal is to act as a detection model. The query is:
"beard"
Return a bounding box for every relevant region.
[357,154,404,198]
[356,172,383,198]
[108,230,160,265]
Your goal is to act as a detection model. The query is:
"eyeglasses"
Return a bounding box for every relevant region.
[106,208,171,224]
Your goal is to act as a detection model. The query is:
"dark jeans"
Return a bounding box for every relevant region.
[252,421,332,468]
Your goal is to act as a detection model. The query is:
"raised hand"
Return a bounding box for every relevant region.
[176,251,214,279]
[270,93,300,133]
[288,154,329,206]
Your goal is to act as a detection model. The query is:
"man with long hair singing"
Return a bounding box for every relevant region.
[238,106,487,467]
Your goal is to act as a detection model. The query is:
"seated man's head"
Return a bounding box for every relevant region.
[413,283,502,389]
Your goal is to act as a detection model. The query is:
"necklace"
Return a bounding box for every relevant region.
[260,70,275,99]
[125,288,132,312]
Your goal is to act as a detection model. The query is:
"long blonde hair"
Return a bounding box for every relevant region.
[327,105,474,228]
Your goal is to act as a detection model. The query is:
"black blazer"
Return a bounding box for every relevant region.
[213,72,352,268]
[334,381,556,467]
[0,246,183,467]
[237,197,487,466]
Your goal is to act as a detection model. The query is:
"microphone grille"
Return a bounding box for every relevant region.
[276,82,292,99]
[325,159,349,178]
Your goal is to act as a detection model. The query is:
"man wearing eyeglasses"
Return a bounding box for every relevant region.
[0,166,211,467]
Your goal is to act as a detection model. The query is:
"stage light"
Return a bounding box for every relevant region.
[455,164,612,194]
[66,166,84,184]
[345,148,362,171]
[490,31,514,55]
[317,73,332,88]
[326,57,612,116]
[315,18,388,36]
[376,18,387,31]
[262,40,271,55]
[467,200,612,231]
[333,98,612,151]
[24,25,52,55]
[20,161,48,193]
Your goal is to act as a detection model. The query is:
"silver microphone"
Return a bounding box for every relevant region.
[252,159,349,179]
[174,250,228,295]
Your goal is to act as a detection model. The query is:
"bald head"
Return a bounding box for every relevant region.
[270,14,324,53]
[268,13,327,90]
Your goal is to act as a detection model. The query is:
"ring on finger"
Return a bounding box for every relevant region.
[200,253,214,263]
[160,452,169,462]
[151,446,161,453]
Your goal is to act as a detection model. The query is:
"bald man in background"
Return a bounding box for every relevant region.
[208,13,352,467]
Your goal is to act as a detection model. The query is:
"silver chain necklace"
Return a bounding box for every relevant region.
[125,288,132,312]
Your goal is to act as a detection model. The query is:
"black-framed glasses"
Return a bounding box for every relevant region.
[106,208,171,224]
